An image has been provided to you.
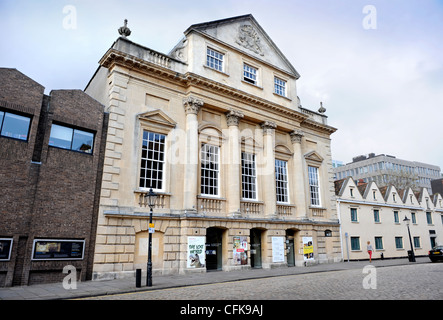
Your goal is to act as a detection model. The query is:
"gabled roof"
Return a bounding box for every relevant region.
[183,14,300,79]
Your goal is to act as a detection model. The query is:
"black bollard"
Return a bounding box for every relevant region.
[136,269,141,288]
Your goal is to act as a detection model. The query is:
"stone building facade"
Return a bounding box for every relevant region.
[85,15,341,280]
[335,177,443,261]
[0,68,107,286]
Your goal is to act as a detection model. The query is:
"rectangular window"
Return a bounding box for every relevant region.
[206,48,224,72]
[411,212,416,224]
[395,237,403,249]
[200,144,219,196]
[350,208,358,222]
[275,159,289,203]
[375,237,383,250]
[350,237,360,251]
[0,110,31,141]
[274,77,286,96]
[308,166,320,206]
[139,131,166,190]
[393,211,399,223]
[49,123,94,154]
[243,64,257,85]
[426,212,433,224]
[373,209,380,223]
[241,152,257,200]
[413,237,421,248]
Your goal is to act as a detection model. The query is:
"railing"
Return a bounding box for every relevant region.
[144,49,171,69]
[197,196,226,215]
[310,207,326,218]
[277,204,295,216]
[136,191,170,209]
[240,200,264,216]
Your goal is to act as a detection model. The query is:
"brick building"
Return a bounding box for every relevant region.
[0,68,107,286]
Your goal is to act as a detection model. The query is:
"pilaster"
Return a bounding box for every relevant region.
[182,96,203,212]
[261,121,277,218]
[225,109,244,217]
[290,129,307,218]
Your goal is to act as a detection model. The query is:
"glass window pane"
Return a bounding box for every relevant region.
[72,129,94,153]
[0,111,4,129]
[49,124,73,149]
[1,112,31,140]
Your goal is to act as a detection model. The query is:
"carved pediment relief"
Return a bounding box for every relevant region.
[304,150,324,163]
[236,24,264,56]
[138,109,177,128]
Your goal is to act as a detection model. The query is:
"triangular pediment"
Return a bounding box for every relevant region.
[138,109,176,128]
[184,14,300,78]
[304,151,324,163]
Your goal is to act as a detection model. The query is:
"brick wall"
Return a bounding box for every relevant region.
[0,68,106,286]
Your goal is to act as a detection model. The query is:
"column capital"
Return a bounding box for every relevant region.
[225,109,244,127]
[290,129,304,143]
[183,96,203,115]
[261,120,277,135]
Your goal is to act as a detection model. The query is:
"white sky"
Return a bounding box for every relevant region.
[1,0,442,170]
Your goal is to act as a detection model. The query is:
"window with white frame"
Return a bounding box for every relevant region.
[201,144,219,196]
[350,208,358,222]
[139,131,166,190]
[241,152,257,200]
[274,77,286,97]
[275,159,289,203]
[243,64,257,85]
[308,166,320,206]
[206,48,224,72]
[350,237,360,251]
[395,237,403,249]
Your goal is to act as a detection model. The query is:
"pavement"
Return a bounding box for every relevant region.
[0,257,431,300]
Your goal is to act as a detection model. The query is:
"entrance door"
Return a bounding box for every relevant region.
[286,230,295,267]
[206,228,223,271]
[250,229,262,268]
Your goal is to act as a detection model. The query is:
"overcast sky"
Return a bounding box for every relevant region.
[1,0,442,170]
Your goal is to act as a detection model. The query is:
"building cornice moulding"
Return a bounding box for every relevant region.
[99,48,336,136]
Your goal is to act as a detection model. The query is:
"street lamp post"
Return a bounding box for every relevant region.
[140,188,158,286]
[403,215,416,262]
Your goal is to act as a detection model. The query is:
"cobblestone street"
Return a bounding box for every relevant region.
[85,262,443,300]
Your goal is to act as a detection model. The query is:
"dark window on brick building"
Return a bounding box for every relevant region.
[49,123,94,154]
[0,110,31,141]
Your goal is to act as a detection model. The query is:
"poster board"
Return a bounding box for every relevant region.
[0,238,13,261]
[187,236,206,268]
[272,237,285,262]
[303,237,314,260]
[233,236,248,265]
[31,239,85,260]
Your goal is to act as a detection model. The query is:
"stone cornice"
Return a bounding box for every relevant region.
[98,48,336,136]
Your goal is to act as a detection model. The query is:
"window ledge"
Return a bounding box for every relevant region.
[203,65,229,77]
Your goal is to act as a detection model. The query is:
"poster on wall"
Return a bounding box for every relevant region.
[272,237,285,262]
[0,238,13,261]
[233,236,248,265]
[187,236,206,268]
[31,239,85,260]
[303,237,314,260]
